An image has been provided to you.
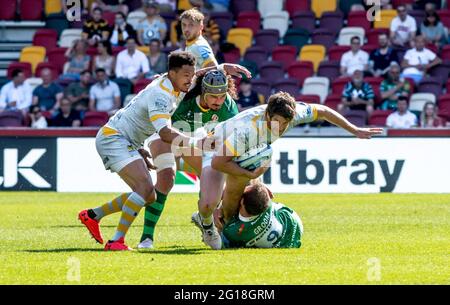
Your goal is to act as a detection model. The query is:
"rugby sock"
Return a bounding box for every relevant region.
[140,190,167,242]
[112,192,146,241]
[201,214,213,228]
[90,193,130,221]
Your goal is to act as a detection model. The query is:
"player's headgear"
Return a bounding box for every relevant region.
[201,70,228,95]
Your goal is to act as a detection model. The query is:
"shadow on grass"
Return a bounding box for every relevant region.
[135,246,207,255]
[51,224,191,229]
[22,248,103,253]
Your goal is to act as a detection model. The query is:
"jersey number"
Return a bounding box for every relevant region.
[267,230,280,244]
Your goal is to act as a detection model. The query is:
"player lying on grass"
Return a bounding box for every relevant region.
[191,91,383,249]
[207,182,303,249]
[137,69,240,250]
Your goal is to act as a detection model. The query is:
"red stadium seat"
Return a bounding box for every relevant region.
[254,29,280,53]
[365,77,383,104]
[418,76,443,97]
[362,44,377,54]
[0,111,24,127]
[236,11,261,35]
[272,78,300,97]
[367,29,389,45]
[438,94,450,119]
[33,29,58,50]
[392,0,414,8]
[102,10,115,26]
[286,0,310,16]
[223,48,241,64]
[35,62,60,79]
[82,111,109,127]
[332,77,352,94]
[328,46,350,61]
[347,11,371,33]
[437,10,450,28]
[425,43,439,55]
[317,60,340,82]
[368,110,393,127]
[272,46,297,70]
[296,94,321,104]
[0,0,17,20]
[231,0,257,17]
[440,46,450,61]
[324,94,342,110]
[259,61,284,84]
[133,79,153,94]
[7,62,32,79]
[47,47,68,68]
[287,61,314,87]
[20,0,43,20]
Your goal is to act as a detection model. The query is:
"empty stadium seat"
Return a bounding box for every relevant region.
[392,0,414,8]
[262,11,290,37]
[418,77,443,97]
[272,46,297,70]
[287,61,314,87]
[272,78,300,97]
[311,0,337,18]
[291,11,316,34]
[438,94,450,120]
[223,48,241,64]
[227,28,253,56]
[254,29,280,53]
[236,11,261,35]
[301,77,330,103]
[82,112,109,127]
[127,11,146,30]
[7,62,32,79]
[430,61,450,83]
[19,46,46,74]
[244,46,268,69]
[283,28,310,52]
[324,94,342,109]
[332,77,352,94]
[296,94,321,104]
[328,46,351,61]
[299,45,326,72]
[259,61,285,84]
[343,109,367,127]
[33,29,58,50]
[210,12,234,37]
[178,0,193,10]
[369,110,393,127]
[251,78,272,98]
[0,111,23,127]
[367,28,390,45]
[133,79,153,94]
[437,10,450,28]
[318,61,340,82]
[319,11,344,35]
[21,0,43,20]
[231,0,257,17]
[347,11,371,33]
[258,0,283,18]
[374,9,397,29]
[286,0,310,16]
[45,0,62,16]
[338,27,365,46]
[311,28,336,50]
[47,47,68,68]
[409,93,436,112]
[59,29,82,48]
[0,0,17,20]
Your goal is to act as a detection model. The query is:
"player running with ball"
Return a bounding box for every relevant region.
[192,91,383,249]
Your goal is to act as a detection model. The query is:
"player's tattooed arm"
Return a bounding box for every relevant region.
[313,104,384,139]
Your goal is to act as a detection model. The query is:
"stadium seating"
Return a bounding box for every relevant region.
[112,46,126,57]
[343,109,367,127]
[239,59,259,77]
[283,28,310,52]
[367,29,390,45]
[272,46,297,70]
[317,61,340,82]
[262,11,290,37]
[437,94,450,120]
[33,29,58,50]
[364,77,384,104]
[437,10,450,28]
[311,0,337,18]
[0,111,23,127]
[102,11,116,27]
[25,77,44,91]
[178,0,194,10]
[299,45,326,72]
[297,94,321,104]
[430,61,450,83]
[45,13,70,36]
[45,0,62,16]
[441,46,450,61]
[231,0,257,17]
[369,110,394,127]
[286,0,309,16]
[236,11,261,35]
[311,28,336,50]
[287,61,314,87]
[392,0,414,8]
[82,112,109,127]
[272,78,300,97]
[337,27,365,46]
[374,10,397,29]
[7,62,33,79]
[127,11,146,30]
[20,0,43,20]
[328,46,351,61]
[251,78,272,98]
[408,10,426,28]
[347,11,371,33]
[227,28,253,56]
[291,11,316,34]
[211,12,234,37]
[223,48,241,64]
[0,0,17,20]
[259,61,284,84]
[409,93,437,113]
[258,0,283,18]
[137,46,149,55]
[133,79,153,94]
[338,0,361,16]
[59,29,82,48]
[332,77,352,94]
[324,94,341,109]
[47,47,68,68]
[301,77,330,103]
[254,29,280,53]
[362,44,377,54]
[35,62,60,79]
[19,46,46,74]
[319,11,344,35]
[244,46,268,69]
[417,77,443,97]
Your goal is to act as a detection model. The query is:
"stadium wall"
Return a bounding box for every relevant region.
[1,133,449,193]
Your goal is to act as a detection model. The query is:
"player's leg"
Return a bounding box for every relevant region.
[221,175,251,223]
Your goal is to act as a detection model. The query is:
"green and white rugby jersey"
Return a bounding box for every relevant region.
[222,202,303,248]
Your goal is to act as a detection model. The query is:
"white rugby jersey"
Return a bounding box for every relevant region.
[184,35,218,70]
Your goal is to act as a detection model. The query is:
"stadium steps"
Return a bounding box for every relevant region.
[0,42,30,78]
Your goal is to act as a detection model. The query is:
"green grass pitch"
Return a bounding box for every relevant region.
[0,192,449,284]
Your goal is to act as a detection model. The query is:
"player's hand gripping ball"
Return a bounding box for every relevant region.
[234,143,273,171]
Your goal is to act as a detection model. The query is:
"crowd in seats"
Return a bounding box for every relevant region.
[1,0,450,129]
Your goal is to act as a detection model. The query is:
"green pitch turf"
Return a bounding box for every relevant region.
[0,192,449,284]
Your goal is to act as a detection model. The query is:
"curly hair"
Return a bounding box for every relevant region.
[183,71,238,101]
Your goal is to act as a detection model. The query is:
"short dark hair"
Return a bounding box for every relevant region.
[149,38,161,45]
[398,96,409,103]
[99,40,112,55]
[29,105,40,114]
[11,69,23,78]
[351,36,361,44]
[241,183,270,216]
[95,68,106,74]
[80,70,91,76]
[266,92,296,121]
[424,11,441,26]
[115,11,126,19]
[125,36,136,43]
[93,7,103,14]
[168,51,196,71]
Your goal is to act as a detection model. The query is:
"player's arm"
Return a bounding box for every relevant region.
[313,104,383,138]
[196,63,252,79]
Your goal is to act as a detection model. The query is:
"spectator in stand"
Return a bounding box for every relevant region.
[29,105,48,129]
[338,69,375,116]
[115,37,150,84]
[390,5,417,48]
[146,39,168,78]
[109,12,137,47]
[82,7,110,47]
[386,96,417,128]
[421,11,448,49]
[32,68,63,112]
[236,79,262,112]
[211,40,225,64]
[207,0,230,12]
[64,70,92,112]
[340,36,370,77]
[89,68,121,116]
[156,0,177,13]
[401,35,442,84]
[93,40,115,76]
[420,102,445,128]
[203,12,221,44]
[380,63,411,111]
[137,1,167,46]
[51,98,82,127]
[369,33,399,77]
[91,0,129,15]
[169,11,184,48]
[60,39,91,81]
[0,69,32,114]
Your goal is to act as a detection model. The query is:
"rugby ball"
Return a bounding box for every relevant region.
[233,143,273,171]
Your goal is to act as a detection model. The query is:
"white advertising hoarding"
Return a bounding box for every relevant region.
[57,137,450,193]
